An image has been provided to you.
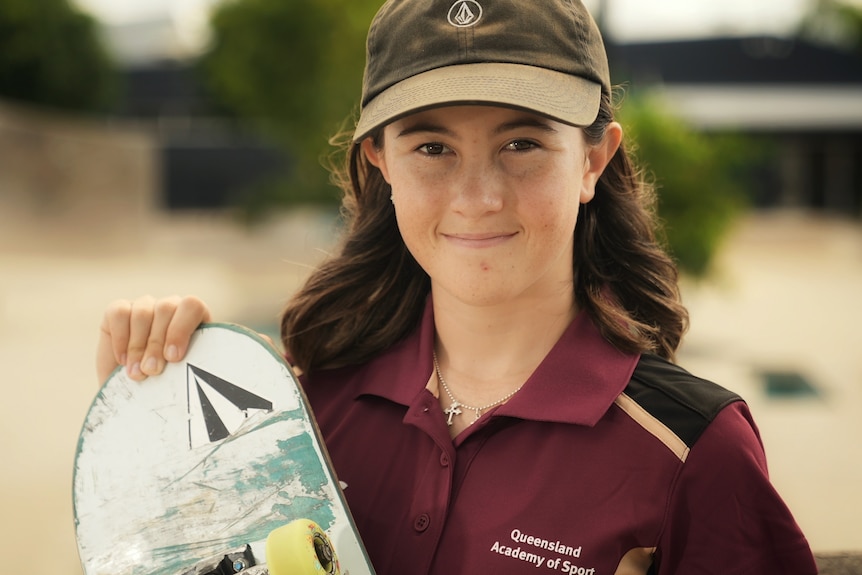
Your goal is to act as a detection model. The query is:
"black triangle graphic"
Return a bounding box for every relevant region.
[189,364,274,412]
[196,382,230,442]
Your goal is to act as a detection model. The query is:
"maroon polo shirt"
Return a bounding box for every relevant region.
[301,301,816,574]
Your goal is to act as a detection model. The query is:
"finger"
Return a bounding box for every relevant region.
[140,295,182,377]
[103,299,133,366]
[163,296,212,363]
[126,295,156,380]
[96,300,132,385]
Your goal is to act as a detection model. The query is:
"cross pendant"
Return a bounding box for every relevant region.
[444,401,463,426]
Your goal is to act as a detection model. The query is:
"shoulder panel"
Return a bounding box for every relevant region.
[615,354,743,460]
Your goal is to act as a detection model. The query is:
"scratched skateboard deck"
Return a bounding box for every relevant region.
[73,323,375,575]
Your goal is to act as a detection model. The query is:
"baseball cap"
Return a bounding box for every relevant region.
[353,0,611,141]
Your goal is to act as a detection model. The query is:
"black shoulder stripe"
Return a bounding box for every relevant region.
[624,354,743,450]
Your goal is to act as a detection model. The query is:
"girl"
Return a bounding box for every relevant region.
[97,1,817,572]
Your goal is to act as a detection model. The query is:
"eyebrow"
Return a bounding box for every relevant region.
[396,122,453,139]
[494,117,559,135]
[396,114,559,139]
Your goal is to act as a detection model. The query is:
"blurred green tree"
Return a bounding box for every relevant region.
[799,0,862,53]
[0,0,115,112]
[619,97,754,278]
[201,0,380,210]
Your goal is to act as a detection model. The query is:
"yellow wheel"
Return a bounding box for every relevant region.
[266,519,341,575]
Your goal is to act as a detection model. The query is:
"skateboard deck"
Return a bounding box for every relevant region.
[73,323,375,575]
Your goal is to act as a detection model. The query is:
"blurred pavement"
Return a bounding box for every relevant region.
[1,208,859,573]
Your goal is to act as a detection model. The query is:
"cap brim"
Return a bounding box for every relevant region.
[354,62,602,141]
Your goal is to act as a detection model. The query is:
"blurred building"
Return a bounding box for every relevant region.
[612,36,862,215]
[117,62,286,210]
[101,15,285,210]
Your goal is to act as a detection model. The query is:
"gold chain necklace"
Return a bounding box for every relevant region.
[432,350,524,427]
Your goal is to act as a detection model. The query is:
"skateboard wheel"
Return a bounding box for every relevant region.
[266,519,341,575]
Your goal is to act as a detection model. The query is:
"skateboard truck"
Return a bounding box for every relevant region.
[180,545,266,575]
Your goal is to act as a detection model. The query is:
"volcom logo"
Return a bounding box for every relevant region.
[186,363,273,449]
[448,0,483,28]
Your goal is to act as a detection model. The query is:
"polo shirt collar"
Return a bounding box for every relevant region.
[359,297,640,427]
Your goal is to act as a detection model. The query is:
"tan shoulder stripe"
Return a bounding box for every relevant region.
[614,393,691,462]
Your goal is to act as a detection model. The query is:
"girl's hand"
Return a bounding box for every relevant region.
[96,295,211,384]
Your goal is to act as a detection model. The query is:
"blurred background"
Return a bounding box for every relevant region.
[1,0,861,572]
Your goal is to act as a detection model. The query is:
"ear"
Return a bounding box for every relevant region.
[580,121,623,204]
[361,137,391,183]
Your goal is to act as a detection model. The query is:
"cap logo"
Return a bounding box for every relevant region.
[447,0,483,28]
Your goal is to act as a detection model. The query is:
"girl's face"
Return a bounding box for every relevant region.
[362,105,620,309]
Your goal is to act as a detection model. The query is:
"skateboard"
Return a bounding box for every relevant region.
[73,323,376,575]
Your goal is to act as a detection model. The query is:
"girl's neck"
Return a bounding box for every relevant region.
[430,287,577,388]
[429,286,576,438]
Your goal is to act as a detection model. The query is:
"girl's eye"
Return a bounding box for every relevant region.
[417,143,449,155]
[506,140,538,152]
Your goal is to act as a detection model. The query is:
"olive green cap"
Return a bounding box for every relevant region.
[354,0,610,141]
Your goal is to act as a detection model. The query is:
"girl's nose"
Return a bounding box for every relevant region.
[449,160,505,217]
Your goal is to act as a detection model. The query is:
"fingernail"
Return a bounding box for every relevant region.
[129,362,142,378]
[143,357,158,374]
[119,353,127,366]
[165,345,178,362]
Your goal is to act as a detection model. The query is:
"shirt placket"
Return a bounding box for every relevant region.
[396,390,457,574]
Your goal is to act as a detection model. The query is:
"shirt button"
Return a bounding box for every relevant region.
[439,453,449,467]
[413,513,431,532]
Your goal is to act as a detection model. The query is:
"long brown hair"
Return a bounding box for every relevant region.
[281,93,688,373]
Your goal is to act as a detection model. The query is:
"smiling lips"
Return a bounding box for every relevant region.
[442,231,518,248]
